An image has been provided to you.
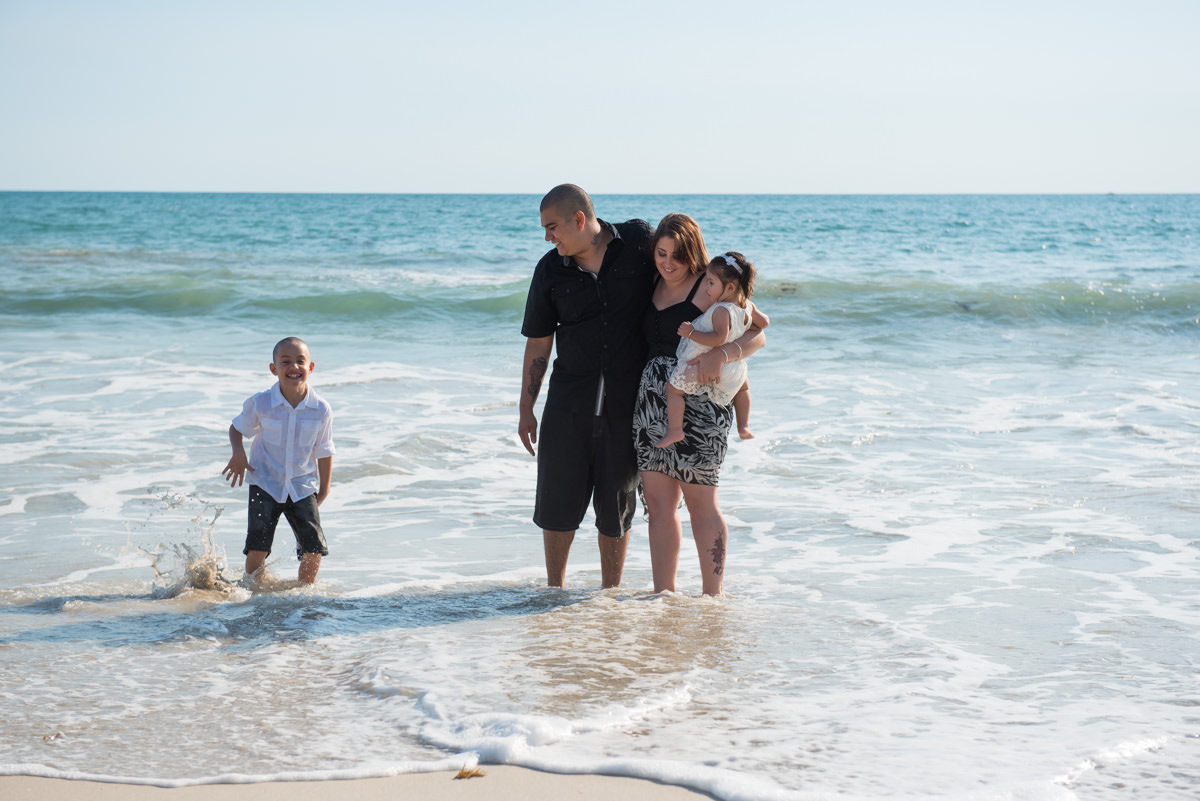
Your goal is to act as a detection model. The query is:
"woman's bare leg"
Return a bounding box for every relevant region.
[641,470,683,593]
[681,483,727,597]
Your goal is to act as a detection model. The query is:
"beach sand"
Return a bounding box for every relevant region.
[0,769,716,800]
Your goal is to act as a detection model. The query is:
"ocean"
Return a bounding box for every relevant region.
[1,192,1197,800]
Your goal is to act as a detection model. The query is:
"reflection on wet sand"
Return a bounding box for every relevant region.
[509,591,741,715]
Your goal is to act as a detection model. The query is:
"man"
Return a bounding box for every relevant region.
[519,184,654,588]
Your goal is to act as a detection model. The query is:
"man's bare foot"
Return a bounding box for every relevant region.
[655,430,685,448]
[738,427,755,440]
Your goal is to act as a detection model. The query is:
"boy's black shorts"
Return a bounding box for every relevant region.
[245,485,329,561]
[534,406,637,537]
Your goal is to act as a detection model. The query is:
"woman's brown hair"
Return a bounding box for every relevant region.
[652,213,709,275]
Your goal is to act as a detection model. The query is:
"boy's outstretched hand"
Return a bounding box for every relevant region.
[222,452,254,487]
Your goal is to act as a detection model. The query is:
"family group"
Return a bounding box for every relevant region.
[221,184,767,596]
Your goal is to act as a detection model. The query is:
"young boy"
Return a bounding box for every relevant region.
[222,337,334,585]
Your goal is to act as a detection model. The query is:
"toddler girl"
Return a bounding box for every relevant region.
[656,252,767,447]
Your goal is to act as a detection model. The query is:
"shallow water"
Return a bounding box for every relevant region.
[2,193,1198,799]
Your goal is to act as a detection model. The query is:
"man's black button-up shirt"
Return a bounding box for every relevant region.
[521,218,655,420]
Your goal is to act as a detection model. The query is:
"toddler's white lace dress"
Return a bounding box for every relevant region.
[668,301,753,407]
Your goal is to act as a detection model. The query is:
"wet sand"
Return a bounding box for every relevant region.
[0,768,716,800]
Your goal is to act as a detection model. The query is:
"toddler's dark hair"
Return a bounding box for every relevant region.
[706,251,756,303]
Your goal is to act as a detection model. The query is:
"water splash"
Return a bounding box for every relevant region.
[138,494,242,598]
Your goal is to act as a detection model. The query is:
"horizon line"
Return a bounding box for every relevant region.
[2,189,1196,197]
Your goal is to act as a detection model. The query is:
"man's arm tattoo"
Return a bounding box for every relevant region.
[526,357,547,400]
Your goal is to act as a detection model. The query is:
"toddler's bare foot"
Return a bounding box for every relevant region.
[655,430,685,448]
[738,427,755,440]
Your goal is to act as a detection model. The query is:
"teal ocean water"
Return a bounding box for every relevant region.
[1,192,1198,800]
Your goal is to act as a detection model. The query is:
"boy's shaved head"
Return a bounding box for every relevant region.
[273,337,309,361]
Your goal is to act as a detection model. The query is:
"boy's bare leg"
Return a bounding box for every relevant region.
[543,530,574,587]
[733,380,754,439]
[298,553,322,584]
[598,531,628,589]
[655,386,687,448]
[244,550,268,580]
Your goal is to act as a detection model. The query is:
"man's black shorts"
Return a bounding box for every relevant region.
[244,485,329,561]
[534,406,637,537]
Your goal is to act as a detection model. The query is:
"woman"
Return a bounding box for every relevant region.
[633,214,765,596]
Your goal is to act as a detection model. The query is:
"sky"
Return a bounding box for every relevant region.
[1,0,1197,194]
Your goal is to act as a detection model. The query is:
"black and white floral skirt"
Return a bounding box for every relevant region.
[633,356,733,486]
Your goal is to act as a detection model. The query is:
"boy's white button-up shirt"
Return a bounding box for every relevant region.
[232,383,335,504]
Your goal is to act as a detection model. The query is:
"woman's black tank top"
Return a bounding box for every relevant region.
[643,273,705,359]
